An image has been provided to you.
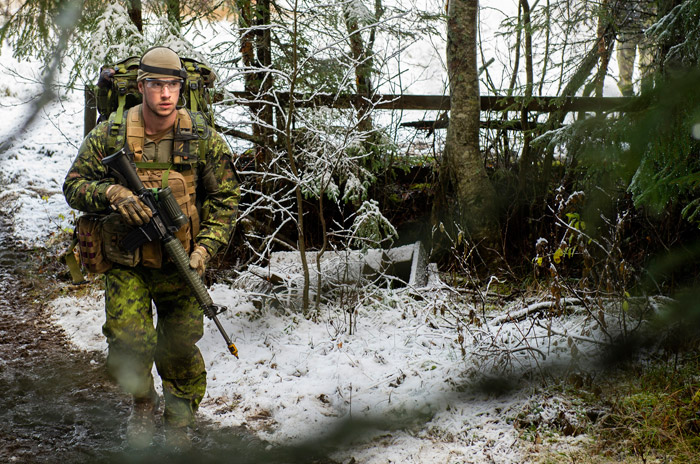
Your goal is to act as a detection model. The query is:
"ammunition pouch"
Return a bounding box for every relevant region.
[137,168,199,268]
[102,213,140,267]
[75,169,198,273]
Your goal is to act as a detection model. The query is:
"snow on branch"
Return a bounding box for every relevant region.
[490,298,585,325]
[350,199,398,249]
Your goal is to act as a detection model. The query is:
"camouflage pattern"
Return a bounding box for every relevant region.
[193,129,241,256]
[63,112,239,427]
[63,113,240,257]
[104,264,206,427]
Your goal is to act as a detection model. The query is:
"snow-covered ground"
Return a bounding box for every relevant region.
[0,4,644,461]
[0,48,79,245]
[48,267,609,463]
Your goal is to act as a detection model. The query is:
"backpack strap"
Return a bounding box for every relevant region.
[106,112,127,156]
[105,103,141,158]
[112,81,128,133]
[179,109,211,161]
[173,108,199,164]
[173,109,206,197]
[107,58,140,137]
[125,106,144,162]
[192,111,211,161]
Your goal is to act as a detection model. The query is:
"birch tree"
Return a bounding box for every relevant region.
[436,0,498,243]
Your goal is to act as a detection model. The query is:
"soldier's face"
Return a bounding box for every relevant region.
[139,79,179,119]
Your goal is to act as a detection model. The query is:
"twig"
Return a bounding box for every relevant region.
[535,320,609,346]
[490,297,584,325]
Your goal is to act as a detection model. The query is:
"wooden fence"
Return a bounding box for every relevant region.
[84,89,646,136]
[221,91,644,112]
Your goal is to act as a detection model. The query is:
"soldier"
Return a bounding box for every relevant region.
[615,0,657,96]
[63,46,239,450]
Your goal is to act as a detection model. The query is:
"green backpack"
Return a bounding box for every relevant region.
[93,55,218,133]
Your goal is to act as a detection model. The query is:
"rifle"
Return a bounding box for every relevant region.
[102,148,238,358]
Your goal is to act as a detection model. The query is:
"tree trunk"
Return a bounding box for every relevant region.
[166,0,181,32]
[257,0,273,149]
[435,0,498,243]
[286,0,310,311]
[344,5,375,137]
[236,0,274,171]
[517,0,534,190]
[126,0,143,33]
[593,0,613,97]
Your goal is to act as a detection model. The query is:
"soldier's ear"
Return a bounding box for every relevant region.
[138,80,145,95]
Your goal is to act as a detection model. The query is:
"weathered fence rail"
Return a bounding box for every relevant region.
[222,91,645,112]
[84,88,646,136]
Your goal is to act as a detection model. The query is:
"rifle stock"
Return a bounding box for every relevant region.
[102,148,239,358]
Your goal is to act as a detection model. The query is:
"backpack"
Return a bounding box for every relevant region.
[93,55,217,132]
[65,56,218,283]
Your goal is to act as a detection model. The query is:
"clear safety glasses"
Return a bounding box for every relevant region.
[144,79,183,92]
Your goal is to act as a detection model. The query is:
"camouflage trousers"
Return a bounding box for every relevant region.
[103,264,206,428]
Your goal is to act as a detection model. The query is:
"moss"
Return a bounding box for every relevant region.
[564,353,700,461]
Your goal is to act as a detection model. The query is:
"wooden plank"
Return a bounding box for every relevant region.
[401,118,550,132]
[480,95,646,112]
[221,91,646,112]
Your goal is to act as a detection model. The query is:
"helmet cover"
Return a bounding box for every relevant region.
[138,47,186,81]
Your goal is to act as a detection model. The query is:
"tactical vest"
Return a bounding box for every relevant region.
[103,105,210,269]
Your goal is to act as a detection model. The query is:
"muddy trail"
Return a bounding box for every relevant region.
[0,216,130,463]
[0,215,339,464]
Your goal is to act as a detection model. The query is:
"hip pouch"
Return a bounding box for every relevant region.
[75,213,140,273]
[76,214,113,274]
[102,212,140,267]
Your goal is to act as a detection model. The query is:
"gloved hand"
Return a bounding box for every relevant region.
[189,245,210,277]
[106,184,153,226]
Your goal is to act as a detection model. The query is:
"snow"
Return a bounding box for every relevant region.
[49,275,605,462]
[0,47,79,246]
[0,4,647,461]
[51,289,107,352]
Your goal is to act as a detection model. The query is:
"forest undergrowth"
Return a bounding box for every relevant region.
[419,172,700,462]
[222,143,700,462]
[25,196,700,463]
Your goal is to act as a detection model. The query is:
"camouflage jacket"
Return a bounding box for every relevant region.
[63,115,240,257]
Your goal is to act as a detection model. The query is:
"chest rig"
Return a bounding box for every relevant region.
[105,105,209,268]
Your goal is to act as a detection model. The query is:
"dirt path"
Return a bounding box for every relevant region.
[0,215,339,463]
[0,216,131,463]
